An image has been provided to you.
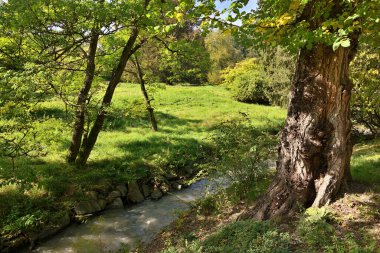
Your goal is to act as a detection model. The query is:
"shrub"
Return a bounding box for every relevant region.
[222,58,269,104]
[256,47,294,107]
[208,116,279,199]
[221,47,294,106]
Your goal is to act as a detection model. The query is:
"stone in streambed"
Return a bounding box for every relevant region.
[116,184,128,196]
[107,190,122,203]
[151,188,163,200]
[171,182,182,190]
[164,172,178,180]
[74,200,102,215]
[107,197,124,210]
[142,184,151,198]
[35,212,71,240]
[160,182,170,194]
[85,191,98,200]
[127,181,144,203]
[98,198,107,209]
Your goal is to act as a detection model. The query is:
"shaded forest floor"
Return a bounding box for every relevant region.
[137,138,380,253]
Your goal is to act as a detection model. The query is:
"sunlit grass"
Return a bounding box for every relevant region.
[351,138,380,185]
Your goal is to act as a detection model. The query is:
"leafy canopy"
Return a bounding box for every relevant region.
[198,0,379,51]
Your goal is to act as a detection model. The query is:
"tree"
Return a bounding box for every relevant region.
[256,47,295,107]
[205,31,243,84]
[0,66,47,172]
[123,25,211,86]
[1,0,193,166]
[158,37,211,85]
[132,55,158,131]
[205,0,380,219]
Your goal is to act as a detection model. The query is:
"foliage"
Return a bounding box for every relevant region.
[159,220,291,253]
[350,42,380,135]
[196,195,218,216]
[159,39,211,85]
[209,114,281,198]
[222,0,379,53]
[202,220,291,253]
[0,184,67,235]
[124,35,211,86]
[0,65,50,169]
[221,58,269,104]
[221,46,295,106]
[204,31,243,84]
[256,47,295,107]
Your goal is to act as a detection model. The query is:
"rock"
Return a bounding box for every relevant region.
[1,234,28,253]
[92,180,113,194]
[74,200,102,215]
[85,191,98,200]
[171,182,182,190]
[98,198,107,209]
[127,181,144,203]
[142,184,150,198]
[160,182,170,194]
[107,190,122,203]
[164,172,178,180]
[107,197,124,210]
[57,212,71,227]
[34,212,71,241]
[184,167,194,176]
[151,188,163,200]
[116,184,128,196]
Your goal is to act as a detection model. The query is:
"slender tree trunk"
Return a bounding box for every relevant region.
[67,28,100,163]
[76,28,140,165]
[134,55,158,131]
[240,37,359,220]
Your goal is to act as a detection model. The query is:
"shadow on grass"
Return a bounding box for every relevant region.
[103,111,203,132]
[32,107,73,121]
[90,135,212,177]
[351,138,380,187]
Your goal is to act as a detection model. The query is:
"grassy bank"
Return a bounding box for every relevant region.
[0,84,286,238]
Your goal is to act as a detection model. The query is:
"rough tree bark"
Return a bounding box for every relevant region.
[67,28,100,163]
[76,28,141,165]
[134,55,158,131]
[241,37,360,220]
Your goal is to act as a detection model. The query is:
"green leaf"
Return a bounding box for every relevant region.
[340,39,350,47]
[332,40,341,51]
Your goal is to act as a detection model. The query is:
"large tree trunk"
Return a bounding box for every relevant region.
[67,29,100,163]
[76,28,140,166]
[241,36,359,220]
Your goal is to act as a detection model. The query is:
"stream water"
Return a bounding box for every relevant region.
[27,178,226,253]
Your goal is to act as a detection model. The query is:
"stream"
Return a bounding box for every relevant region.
[26,178,226,253]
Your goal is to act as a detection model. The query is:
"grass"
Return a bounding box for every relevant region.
[351,138,380,186]
[0,84,286,236]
